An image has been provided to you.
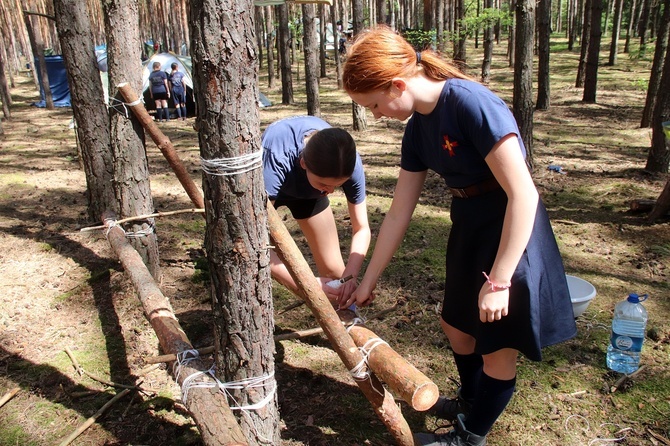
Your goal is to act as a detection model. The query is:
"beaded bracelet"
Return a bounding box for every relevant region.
[482,271,511,292]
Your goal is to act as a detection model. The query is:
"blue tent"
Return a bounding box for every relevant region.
[34,55,71,108]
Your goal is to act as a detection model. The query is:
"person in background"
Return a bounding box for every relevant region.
[169,62,187,121]
[341,26,577,446]
[148,61,170,122]
[263,116,370,306]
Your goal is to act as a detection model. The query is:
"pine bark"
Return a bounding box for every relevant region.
[302,3,320,116]
[53,0,115,222]
[582,0,603,103]
[103,0,161,281]
[536,0,551,110]
[513,0,535,167]
[640,0,670,128]
[189,0,279,444]
[351,0,367,130]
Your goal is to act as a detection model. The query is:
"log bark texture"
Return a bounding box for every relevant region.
[348,325,439,411]
[117,82,204,210]
[267,201,415,446]
[104,215,248,446]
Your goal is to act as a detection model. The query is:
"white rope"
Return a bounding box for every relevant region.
[200,151,262,176]
[106,96,145,119]
[103,218,155,238]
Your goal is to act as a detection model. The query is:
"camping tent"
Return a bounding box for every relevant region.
[33,55,71,108]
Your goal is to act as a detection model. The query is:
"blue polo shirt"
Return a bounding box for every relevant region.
[262,116,366,204]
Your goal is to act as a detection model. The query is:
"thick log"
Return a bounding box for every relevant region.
[348,325,439,412]
[103,213,247,446]
[267,201,415,446]
[116,82,205,211]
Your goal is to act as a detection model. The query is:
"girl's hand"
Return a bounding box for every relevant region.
[318,277,340,303]
[478,285,510,322]
[342,280,376,309]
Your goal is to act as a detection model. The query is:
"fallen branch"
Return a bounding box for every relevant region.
[79,208,204,232]
[647,427,670,445]
[57,388,131,446]
[0,387,20,409]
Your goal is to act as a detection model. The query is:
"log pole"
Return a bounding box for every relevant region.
[267,202,415,445]
[103,212,247,446]
[348,325,439,411]
[116,83,205,211]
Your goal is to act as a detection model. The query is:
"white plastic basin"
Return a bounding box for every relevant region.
[566,274,597,317]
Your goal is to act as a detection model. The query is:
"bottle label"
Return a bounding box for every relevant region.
[610,333,644,352]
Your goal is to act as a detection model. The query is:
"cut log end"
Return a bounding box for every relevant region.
[411,382,440,412]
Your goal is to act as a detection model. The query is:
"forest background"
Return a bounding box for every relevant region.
[0,0,669,445]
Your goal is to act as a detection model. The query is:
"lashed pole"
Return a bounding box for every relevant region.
[116,82,205,210]
[267,201,415,445]
[103,212,247,446]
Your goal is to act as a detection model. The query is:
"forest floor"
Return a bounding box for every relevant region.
[1,38,669,446]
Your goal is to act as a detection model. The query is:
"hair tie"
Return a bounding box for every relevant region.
[416,51,422,65]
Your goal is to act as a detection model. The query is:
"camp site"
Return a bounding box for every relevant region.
[0,0,669,445]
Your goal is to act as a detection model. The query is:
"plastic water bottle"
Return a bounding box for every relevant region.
[327,275,356,311]
[606,293,648,374]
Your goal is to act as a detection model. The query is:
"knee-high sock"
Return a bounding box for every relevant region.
[175,106,182,118]
[156,107,163,120]
[453,352,483,401]
[464,372,516,436]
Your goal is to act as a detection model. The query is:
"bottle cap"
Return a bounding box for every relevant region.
[627,293,648,303]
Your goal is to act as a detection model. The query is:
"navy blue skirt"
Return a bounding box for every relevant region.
[441,188,577,361]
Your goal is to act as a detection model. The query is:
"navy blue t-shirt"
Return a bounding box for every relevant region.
[169,70,185,91]
[401,79,526,188]
[148,70,168,94]
[262,116,366,204]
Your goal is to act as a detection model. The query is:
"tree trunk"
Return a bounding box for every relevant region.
[190,0,279,444]
[0,39,12,119]
[277,3,294,105]
[624,0,637,53]
[608,0,624,65]
[54,0,116,222]
[103,0,161,281]
[331,0,343,89]
[648,177,670,222]
[351,0,367,130]
[302,3,321,116]
[319,3,327,78]
[265,5,276,89]
[23,11,54,109]
[640,0,669,128]
[582,0,603,103]
[481,0,494,84]
[453,0,467,66]
[576,0,592,88]
[638,0,652,57]
[644,50,670,172]
[514,0,535,167]
[536,0,551,109]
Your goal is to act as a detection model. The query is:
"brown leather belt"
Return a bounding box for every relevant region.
[448,177,501,198]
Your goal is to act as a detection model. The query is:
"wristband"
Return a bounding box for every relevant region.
[482,271,511,292]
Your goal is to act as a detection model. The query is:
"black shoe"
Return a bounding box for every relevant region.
[414,414,487,446]
[429,388,474,422]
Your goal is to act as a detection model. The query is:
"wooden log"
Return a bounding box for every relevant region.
[103,213,248,446]
[116,82,205,211]
[348,325,439,412]
[629,199,657,213]
[267,201,415,445]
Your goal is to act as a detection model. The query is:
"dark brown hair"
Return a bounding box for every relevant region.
[302,128,357,178]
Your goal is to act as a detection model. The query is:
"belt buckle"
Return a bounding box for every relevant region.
[452,187,468,198]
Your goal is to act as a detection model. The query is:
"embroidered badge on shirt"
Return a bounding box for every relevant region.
[442,135,458,157]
